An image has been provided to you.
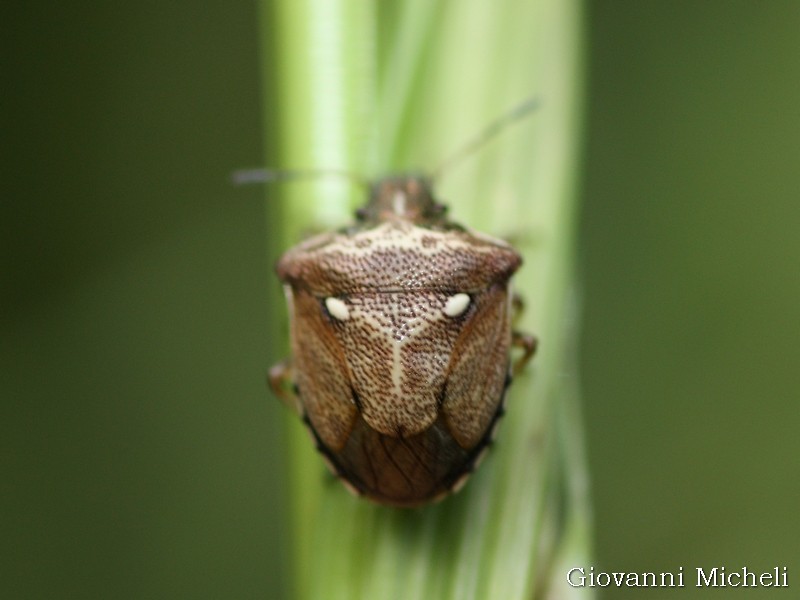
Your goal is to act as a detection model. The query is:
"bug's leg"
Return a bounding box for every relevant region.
[511,292,525,323]
[511,331,538,376]
[268,359,301,414]
[509,293,537,375]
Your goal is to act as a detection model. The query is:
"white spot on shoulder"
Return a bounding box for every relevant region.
[325,297,350,321]
[444,293,471,317]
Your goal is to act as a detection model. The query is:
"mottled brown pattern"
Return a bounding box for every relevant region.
[288,288,357,451]
[277,222,520,295]
[274,176,528,506]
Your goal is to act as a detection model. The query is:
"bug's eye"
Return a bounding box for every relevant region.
[443,293,471,318]
[324,296,350,321]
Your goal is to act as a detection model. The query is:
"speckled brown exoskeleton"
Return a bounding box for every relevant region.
[264,100,539,507]
[269,175,537,507]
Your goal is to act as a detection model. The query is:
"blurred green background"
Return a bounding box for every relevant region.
[3,2,798,599]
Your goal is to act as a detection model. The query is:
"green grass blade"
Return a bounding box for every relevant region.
[260,0,591,598]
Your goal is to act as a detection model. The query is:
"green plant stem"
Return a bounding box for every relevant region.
[260,0,591,598]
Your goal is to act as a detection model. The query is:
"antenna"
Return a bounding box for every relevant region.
[430,97,541,181]
[234,97,539,189]
[231,167,369,189]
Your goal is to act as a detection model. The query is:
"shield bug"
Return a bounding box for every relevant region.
[254,100,539,507]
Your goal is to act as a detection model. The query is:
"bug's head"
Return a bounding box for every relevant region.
[357,175,448,226]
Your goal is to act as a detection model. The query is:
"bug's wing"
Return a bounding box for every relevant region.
[288,287,358,451]
[441,283,512,449]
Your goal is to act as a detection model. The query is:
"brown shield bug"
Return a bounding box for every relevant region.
[250,100,539,507]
